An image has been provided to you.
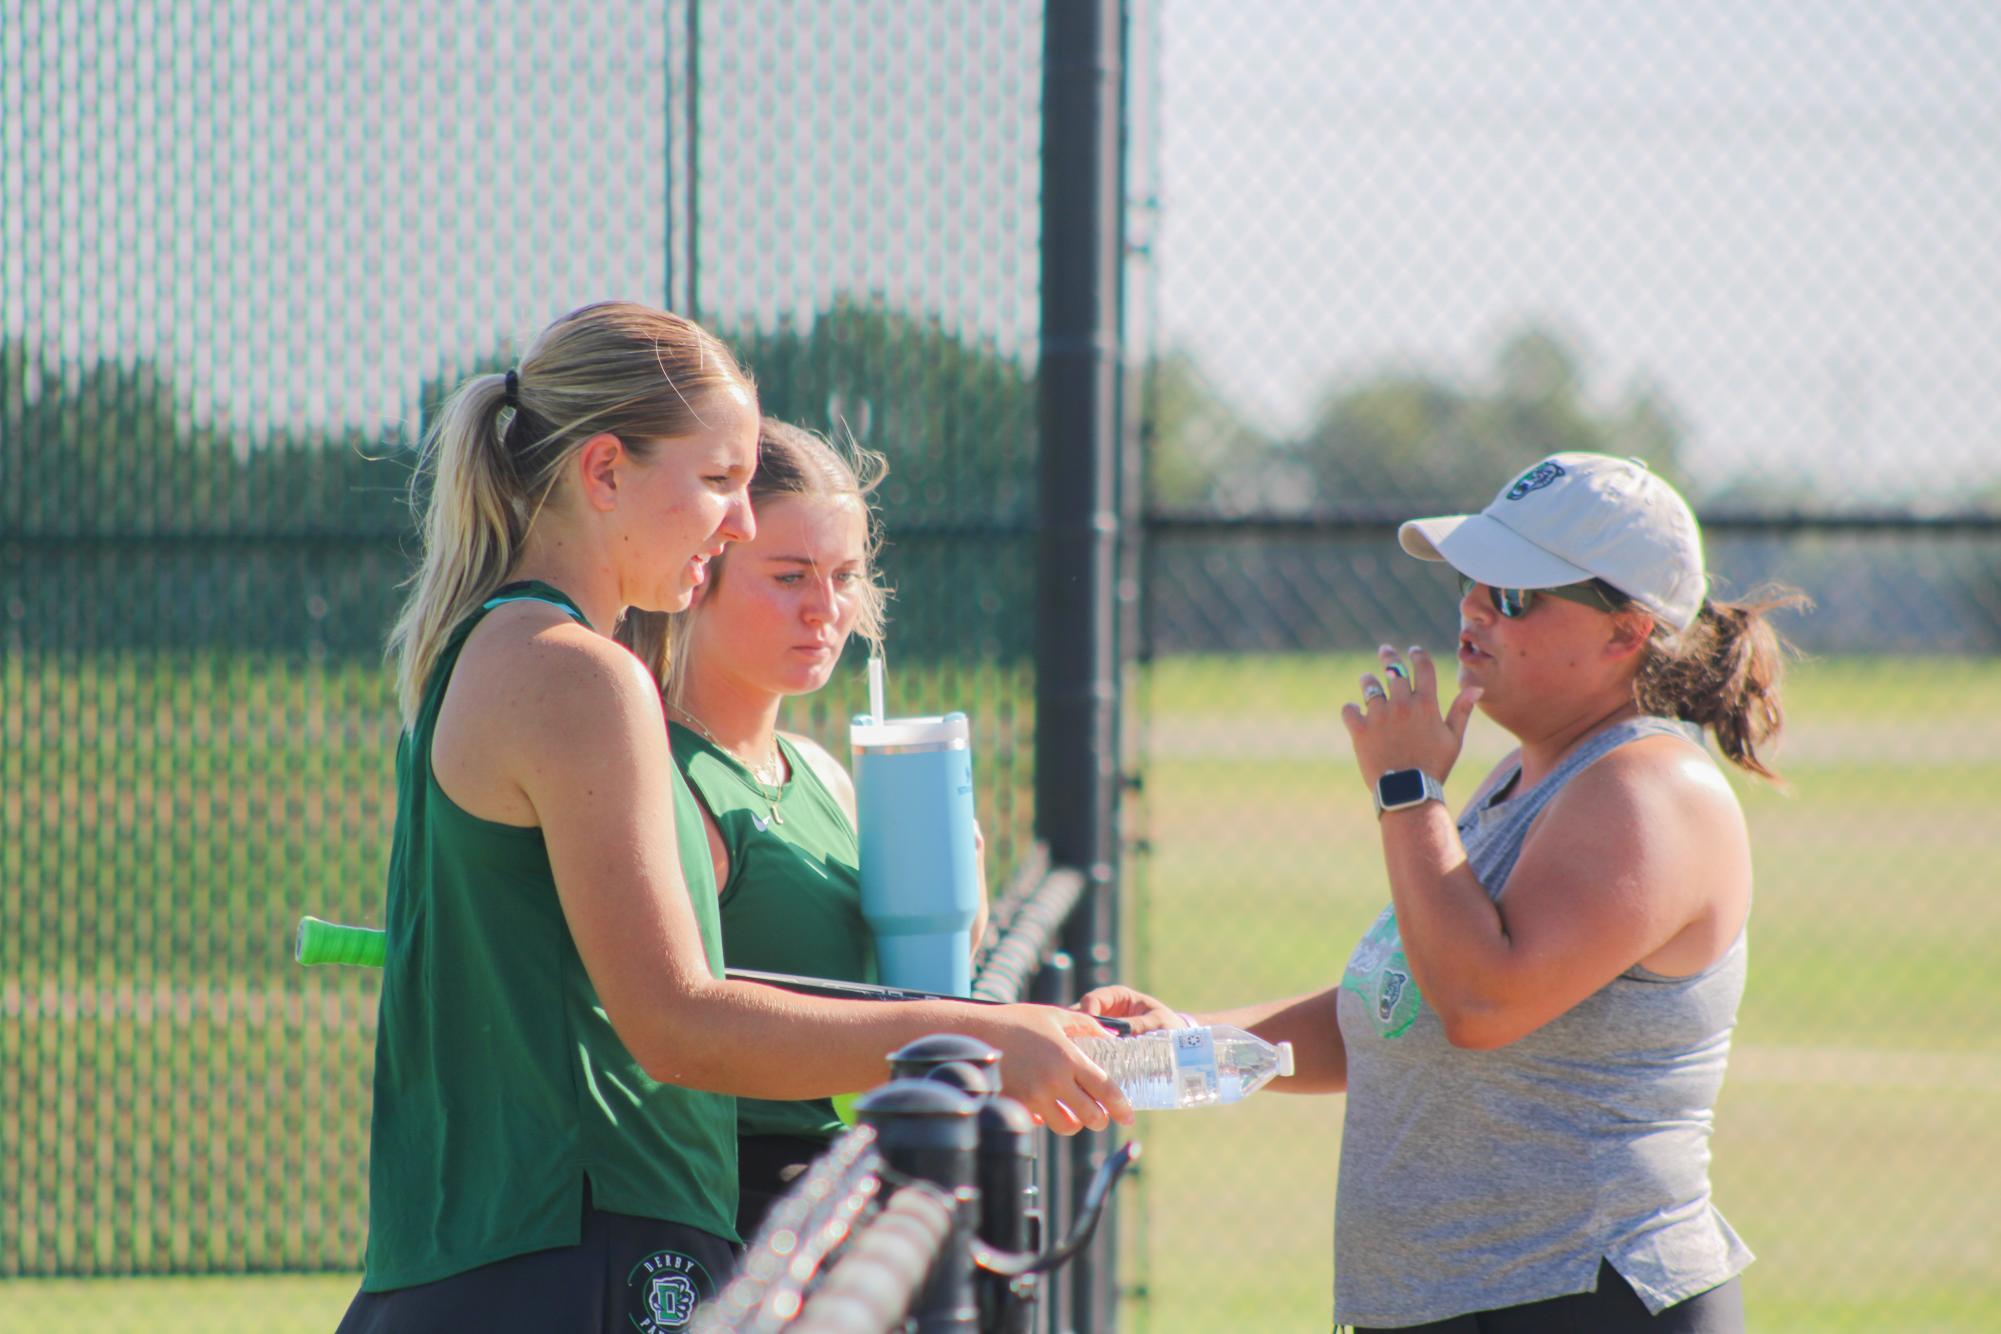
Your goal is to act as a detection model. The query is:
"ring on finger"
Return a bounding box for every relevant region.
[1362,683,1388,703]
[1385,661,1410,686]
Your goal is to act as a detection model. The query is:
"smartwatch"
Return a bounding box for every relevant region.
[1373,768,1446,817]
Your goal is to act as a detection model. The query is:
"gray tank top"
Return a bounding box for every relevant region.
[1333,716,1753,1328]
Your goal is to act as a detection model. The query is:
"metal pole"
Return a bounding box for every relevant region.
[856,1081,982,1333]
[663,4,676,313]
[683,0,702,321]
[978,1094,1041,1333]
[1039,3,1126,1328]
[1030,954,1078,1334]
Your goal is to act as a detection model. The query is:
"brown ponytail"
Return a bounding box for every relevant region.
[1633,584,1812,781]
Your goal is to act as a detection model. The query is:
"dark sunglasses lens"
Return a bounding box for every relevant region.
[1456,575,1531,617]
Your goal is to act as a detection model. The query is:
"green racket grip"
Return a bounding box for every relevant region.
[295,916,386,968]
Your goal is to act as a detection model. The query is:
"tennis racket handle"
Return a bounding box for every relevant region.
[296,916,387,968]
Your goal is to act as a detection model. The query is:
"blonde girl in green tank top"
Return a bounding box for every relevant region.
[340,303,1130,1334]
[619,418,991,1238]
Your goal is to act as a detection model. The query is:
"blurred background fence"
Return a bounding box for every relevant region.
[5,2,2000,1331]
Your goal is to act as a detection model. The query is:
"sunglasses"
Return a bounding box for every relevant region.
[1457,574,1630,619]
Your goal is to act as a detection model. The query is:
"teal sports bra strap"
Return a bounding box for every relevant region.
[480,581,591,630]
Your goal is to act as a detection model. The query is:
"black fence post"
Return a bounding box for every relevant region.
[978,1093,1042,1333]
[1040,1,1128,1329]
[890,1033,1042,1332]
[855,1080,982,1333]
[1030,953,1078,1333]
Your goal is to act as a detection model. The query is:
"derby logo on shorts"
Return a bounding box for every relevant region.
[1505,461,1565,500]
[628,1248,712,1332]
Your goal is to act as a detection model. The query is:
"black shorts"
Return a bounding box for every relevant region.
[735,1133,834,1240]
[337,1187,739,1334]
[1351,1260,1745,1334]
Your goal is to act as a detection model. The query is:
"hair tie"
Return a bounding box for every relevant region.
[503,369,520,410]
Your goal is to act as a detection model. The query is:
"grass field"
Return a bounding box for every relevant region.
[3,653,1998,1330]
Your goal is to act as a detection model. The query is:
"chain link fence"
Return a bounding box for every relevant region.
[3,1,1050,1327]
[1123,4,2001,1332]
[8,3,2001,1332]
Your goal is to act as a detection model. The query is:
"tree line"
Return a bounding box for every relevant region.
[3,307,1699,541]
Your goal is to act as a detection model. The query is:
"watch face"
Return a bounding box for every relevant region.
[1377,769,1430,808]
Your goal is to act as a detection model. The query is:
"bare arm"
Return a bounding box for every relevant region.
[1342,646,1749,1051]
[1375,741,1746,1049]
[1077,985,1347,1093]
[1196,989,1346,1093]
[479,627,1132,1133]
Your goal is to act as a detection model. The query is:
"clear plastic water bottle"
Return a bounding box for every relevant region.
[1076,1025,1295,1110]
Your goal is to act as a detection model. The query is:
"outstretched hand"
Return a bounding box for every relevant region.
[1075,985,1189,1036]
[1340,644,1482,791]
[979,1004,1135,1135]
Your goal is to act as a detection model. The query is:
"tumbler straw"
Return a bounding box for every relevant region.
[867,653,886,723]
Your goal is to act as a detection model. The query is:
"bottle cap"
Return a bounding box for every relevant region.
[1277,1042,1295,1078]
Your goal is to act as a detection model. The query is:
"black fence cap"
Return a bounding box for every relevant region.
[920,1060,995,1100]
[888,1033,1001,1082]
[978,1094,1039,1141]
[856,1077,982,1122]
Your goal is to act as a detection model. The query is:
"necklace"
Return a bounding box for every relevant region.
[672,706,786,825]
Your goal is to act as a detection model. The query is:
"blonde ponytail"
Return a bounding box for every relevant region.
[387,301,753,725]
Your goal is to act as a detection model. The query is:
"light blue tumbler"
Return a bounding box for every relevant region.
[850,712,980,997]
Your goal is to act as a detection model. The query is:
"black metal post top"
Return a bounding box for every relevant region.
[889,1034,1002,1094]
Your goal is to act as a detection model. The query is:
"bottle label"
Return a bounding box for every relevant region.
[1170,1026,1219,1102]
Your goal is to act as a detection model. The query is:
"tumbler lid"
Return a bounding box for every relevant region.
[850,712,970,751]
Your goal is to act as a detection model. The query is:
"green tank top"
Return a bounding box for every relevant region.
[362,583,737,1292]
[671,726,874,1140]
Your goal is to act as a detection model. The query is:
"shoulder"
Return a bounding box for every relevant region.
[463,603,664,751]
[781,731,858,818]
[1547,730,1744,849]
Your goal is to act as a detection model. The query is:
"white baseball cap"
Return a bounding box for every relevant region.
[1398,453,1707,631]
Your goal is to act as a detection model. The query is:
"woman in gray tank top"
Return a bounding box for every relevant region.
[1084,454,1806,1332]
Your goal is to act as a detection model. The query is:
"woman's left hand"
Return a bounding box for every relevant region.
[1340,644,1483,791]
[1074,985,1188,1036]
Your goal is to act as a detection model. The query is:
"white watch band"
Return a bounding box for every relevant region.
[1374,768,1447,817]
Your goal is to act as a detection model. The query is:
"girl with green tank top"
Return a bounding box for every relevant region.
[619,417,990,1238]
[341,306,1125,1334]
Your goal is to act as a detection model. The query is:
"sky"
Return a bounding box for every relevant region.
[1142,0,2001,500]
[4,0,1997,501]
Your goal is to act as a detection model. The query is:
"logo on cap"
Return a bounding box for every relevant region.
[1504,461,1565,501]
